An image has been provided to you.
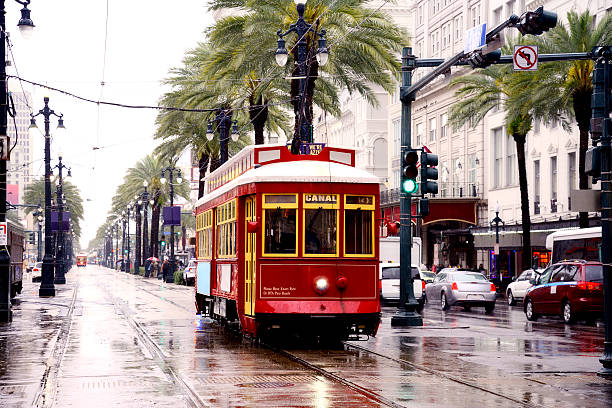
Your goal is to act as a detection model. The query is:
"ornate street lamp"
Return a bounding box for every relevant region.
[29,98,65,298]
[160,163,182,283]
[0,0,35,321]
[275,0,328,155]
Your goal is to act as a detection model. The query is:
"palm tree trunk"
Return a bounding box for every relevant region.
[249,94,268,145]
[198,153,209,199]
[514,133,532,270]
[574,93,591,228]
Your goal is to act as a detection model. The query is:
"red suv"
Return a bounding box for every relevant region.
[524,260,603,323]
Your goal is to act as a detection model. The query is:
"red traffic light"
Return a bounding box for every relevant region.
[402,151,419,178]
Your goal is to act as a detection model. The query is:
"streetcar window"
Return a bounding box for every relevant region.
[217,200,237,259]
[345,209,373,255]
[305,209,337,255]
[265,195,296,204]
[344,195,375,256]
[264,208,297,255]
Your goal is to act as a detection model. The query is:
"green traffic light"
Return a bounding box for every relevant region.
[402,179,419,194]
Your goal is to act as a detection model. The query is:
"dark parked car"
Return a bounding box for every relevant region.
[524,260,603,323]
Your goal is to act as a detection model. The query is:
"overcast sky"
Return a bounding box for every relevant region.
[8,0,214,247]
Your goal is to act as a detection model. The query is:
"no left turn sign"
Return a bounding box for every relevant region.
[514,45,538,71]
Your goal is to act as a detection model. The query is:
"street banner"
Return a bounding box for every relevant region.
[163,206,181,226]
[50,211,70,232]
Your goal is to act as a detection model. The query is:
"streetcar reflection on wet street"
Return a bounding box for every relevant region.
[1,265,610,407]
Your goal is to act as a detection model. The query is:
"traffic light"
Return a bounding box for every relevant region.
[467,49,501,69]
[420,151,439,195]
[517,7,557,36]
[401,149,419,194]
[160,240,166,248]
[29,232,35,244]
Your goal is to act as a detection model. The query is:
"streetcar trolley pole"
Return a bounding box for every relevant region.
[392,7,560,327]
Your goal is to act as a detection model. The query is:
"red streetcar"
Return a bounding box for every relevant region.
[194,145,381,341]
[76,253,87,267]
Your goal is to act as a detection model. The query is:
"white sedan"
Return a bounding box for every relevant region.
[506,269,541,305]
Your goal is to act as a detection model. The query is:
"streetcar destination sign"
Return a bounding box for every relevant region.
[304,194,337,204]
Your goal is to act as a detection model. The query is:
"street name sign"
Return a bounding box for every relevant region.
[465,23,487,53]
[513,45,538,71]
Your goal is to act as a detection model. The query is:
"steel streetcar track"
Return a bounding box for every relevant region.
[121,272,408,407]
[342,341,542,408]
[100,285,208,408]
[268,345,408,408]
[33,282,79,408]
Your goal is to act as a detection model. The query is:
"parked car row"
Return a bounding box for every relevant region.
[379,260,604,324]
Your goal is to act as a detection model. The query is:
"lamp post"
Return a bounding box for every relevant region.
[206,110,239,165]
[29,97,66,298]
[125,204,132,274]
[51,154,70,284]
[275,0,328,155]
[134,195,142,274]
[32,206,43,262]
[114,221,119,269]
[121,210,127,272]
[490,203,505,291]
[0,0,35,321]
[160,163,182,283]
[142,181,151,266]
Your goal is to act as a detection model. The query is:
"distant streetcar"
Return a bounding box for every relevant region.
[193,145,381,341]
[76,253,87,267]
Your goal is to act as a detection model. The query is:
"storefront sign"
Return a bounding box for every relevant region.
[304,194,337,204]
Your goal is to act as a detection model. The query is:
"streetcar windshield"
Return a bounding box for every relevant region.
[305,208,337,255]
[264,208,297,254]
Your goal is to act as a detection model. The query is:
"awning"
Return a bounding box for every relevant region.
[412,199,477,226]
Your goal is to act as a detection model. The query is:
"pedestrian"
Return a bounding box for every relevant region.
[162,258,171,283]
[153,261,159,278]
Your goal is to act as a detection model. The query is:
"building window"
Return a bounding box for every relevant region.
[429,118,437,142]
[551,156,557,213]
[506,132,516,185]
[471,5,480,28]
[416,123,423,146]
[469,153,477,184]
[393,170,400,190]
[568,152,576,211]
[534,160,540,214]
[493,128,503,188]
[440,113,448,139]
[417,40,424,58]
[417,5,423,26]
[454,15,463,41]
[533,118,540,133]
[393,119,400,156]
[505,0,516,18]
[493,7,502,25]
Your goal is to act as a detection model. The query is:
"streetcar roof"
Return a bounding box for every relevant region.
[196,158,380,207]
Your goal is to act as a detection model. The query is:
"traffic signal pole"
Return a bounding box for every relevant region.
[392,48,422,327]
[391,7,562,327]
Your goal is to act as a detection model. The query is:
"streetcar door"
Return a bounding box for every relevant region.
[244,196,257,316]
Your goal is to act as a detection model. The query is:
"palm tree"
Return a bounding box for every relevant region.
[515,10,612,228]
[207,0,406,147]
[110,154,190,259]
[449,61,535,271]
[23,178,85,239]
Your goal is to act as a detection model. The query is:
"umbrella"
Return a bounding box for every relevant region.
[146,257,159,262]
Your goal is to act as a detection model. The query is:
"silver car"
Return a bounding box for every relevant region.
[425,270,497,313]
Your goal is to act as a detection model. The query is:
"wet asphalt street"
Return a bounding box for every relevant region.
[0,265,610,407]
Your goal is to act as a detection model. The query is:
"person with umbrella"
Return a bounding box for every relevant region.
[145,257,159,278]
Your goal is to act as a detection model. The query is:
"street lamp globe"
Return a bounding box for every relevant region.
[143,180,148,188]
[160,177,167,185]
[149,199,154,206]
[55,117,66,137]
[275,37,289,67]
[17,4,35,40]
[206,122,214,141]
[231,120,239,142]
[176,176,183,184]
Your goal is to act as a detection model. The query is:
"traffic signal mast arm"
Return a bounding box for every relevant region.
[402,7,559,102]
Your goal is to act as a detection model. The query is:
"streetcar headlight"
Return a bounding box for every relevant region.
[314,276,329,294]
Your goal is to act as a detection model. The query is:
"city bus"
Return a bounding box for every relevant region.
[545,227,601,264]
